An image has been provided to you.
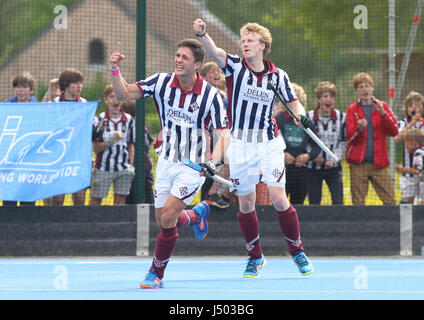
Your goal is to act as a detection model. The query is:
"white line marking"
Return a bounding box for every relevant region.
[0,288,423,295]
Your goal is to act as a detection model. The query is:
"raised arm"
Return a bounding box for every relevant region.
[110,42,142,101]
[193,19,227,69]
[42,78,61,102]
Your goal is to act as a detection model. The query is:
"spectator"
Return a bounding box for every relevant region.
[345,72,398,205]
[275,83,320,204]
[4,72,37,103]
[200,61,226,94]
[90,85,136,205]
[199,61,233,208]
[43,69,88,206]
[395,91,424,204]
[306,81,346,205]
[395,128,424,205]
[3,71,37,206]
[120,100,155,204]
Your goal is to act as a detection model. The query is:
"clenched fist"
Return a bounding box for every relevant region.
[193,19,207,36]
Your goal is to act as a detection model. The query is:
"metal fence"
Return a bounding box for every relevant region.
[0,0,423,206]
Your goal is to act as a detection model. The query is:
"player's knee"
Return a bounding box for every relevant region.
[272,198,290,212]
[268,188,290,211]
[160,206,178,229]
[160,215,176,229]
[238,193,256,213]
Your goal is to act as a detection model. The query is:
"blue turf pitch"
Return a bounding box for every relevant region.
[0,257,423,300]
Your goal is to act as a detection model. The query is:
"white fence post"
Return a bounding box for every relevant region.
[136,204,150,256]
[399,204,413,256]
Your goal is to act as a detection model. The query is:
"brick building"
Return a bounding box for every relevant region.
[0,0,240,100]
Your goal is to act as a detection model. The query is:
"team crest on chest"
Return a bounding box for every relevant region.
[188,101,200,112]
[268,78,277,88]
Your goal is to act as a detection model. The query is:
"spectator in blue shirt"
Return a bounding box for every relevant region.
[3,72,37,206]
[4,71,37,103]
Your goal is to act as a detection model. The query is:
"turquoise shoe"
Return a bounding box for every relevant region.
[292,251,313,275]
[243,254,266,278]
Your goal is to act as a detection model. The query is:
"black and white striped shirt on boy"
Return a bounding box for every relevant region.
[398,118,424,177]
[92,109,136,172]
[413,146,424,174]
[306,107,346,170]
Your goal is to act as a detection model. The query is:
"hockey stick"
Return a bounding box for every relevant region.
[268,81,340,162]
[181,157,234,188]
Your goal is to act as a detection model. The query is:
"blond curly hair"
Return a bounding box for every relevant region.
[240,23,272,56]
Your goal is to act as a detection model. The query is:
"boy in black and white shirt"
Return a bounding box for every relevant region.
[395,91,424,204]
[91,84,135,205]
[396,128,424,205]
[306,81,346,204]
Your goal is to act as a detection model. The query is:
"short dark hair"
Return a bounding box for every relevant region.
[12,72,35,91]
[103,84,114,97]
[58,69,84,92]
[178,38,205,63]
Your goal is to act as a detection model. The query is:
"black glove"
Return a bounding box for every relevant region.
[201,159,217,178]
[298,114,310,129]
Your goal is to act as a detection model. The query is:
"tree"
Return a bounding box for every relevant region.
[263,0,423,56]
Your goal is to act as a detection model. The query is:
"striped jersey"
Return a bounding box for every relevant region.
[92,110,136,172]
[136,72,228,164]
[412,145,424,181]
[223,53,298,143]
[398,118,424,177]
[306,107,346,169]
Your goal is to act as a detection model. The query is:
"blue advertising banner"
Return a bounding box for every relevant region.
[0,101,98,201]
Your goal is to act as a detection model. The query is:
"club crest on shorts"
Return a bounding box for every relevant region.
[179,186,188,196]
[272,168,282,178]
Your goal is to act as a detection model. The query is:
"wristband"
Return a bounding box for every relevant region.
[196,32,206,37]
[110,65,120,76]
